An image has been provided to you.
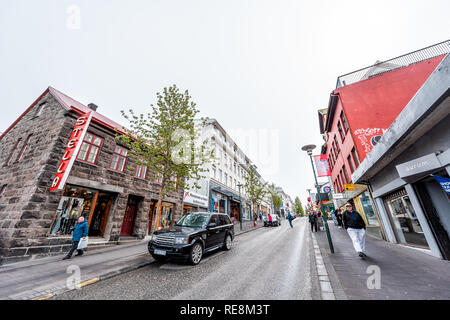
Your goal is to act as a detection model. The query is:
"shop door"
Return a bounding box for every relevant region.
[414,176,450,260]
[120,196,139,236]
[88,193,114,237]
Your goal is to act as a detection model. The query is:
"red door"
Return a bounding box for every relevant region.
[120,198,138,236]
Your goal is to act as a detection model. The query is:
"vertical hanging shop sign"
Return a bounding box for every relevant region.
[313,154,331,177]
[50,112,93,192]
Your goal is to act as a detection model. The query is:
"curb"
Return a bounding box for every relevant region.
[311,233,336,300]
[15,257,154,300]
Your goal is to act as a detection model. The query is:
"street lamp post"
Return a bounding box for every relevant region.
[302,144,335,254]
[237,183,243,231]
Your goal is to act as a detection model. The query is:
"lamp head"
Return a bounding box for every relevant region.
[301,144,316,155]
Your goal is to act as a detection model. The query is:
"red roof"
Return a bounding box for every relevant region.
[0,86,126,141]
[48,86,126,134]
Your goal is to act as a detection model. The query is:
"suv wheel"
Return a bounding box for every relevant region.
[223,234,232,250]
[189,242,203,265]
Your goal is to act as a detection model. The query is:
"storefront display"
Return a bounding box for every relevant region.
[49,185,114,237]
[148,200,175,233]
[211,191,227,213]
[230,201,240,222]
[383,188,429,248]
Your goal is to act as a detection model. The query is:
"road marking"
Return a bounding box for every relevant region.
[32,293,55,300]
[76,277,99,288]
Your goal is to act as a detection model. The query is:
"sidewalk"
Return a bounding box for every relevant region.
[0,221,261,300]
[315,221,450,300]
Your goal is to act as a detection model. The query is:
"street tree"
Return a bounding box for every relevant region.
[266,183,280,214]
[294,197,304,216]
[244,166,267,219]
[116,84,214,232]
[272,195,282,213]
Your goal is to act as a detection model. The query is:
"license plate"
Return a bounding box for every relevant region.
[154,249,166,256]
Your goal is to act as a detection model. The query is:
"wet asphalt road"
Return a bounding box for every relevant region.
[54,217,319,300]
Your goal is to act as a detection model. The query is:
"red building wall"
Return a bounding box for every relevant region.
[325,54,445,193]
[337,55,445,161]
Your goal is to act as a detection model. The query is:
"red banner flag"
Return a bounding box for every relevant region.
[50,112,93,191]
[313,154,331,177]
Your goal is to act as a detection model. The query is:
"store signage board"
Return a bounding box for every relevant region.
[183,191,209,207]
[344,184,355,191]
[433,175,450,195]
[396,153,441,179]
[50,112,93,192]
[332,193,344,199]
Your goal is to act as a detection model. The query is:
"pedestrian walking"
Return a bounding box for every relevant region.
[287,212,293,228]
[259,212,263,221]
[335,209,343,228]
[342,203,367,258]
[308,212,317,232]
[62,216,89,260]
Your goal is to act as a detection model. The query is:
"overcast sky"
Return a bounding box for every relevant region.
[1,0,449,205]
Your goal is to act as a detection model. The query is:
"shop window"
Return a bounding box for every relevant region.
[4,138,21,166]
[77,132,103,164]
[49,185,97,236]
[16,134,32,162]
[110,145,128,172]
[340,111,349,133]
[383,189,429,248]
[337,121,345,143]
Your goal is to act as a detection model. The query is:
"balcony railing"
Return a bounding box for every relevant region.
[336,40,450,89]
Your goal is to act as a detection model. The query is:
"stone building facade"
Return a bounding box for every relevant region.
[0,87,184,265]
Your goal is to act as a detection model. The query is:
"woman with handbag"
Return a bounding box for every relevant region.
[63,216,89,260]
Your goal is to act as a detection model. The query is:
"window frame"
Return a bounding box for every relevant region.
[109,145,128,173]
[76,132,104,165]
[134,160,148,180]
[351,147,360,167]
[4,138,21,166]
[337,121,345,143]
[340,111,349,134]
[16,134,32,163]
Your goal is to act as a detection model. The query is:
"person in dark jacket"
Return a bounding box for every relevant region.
[63,216,89,260]
[308,212,317,232]
[287,212,293,228]
[342,203,367,257]
[335,209,343,228]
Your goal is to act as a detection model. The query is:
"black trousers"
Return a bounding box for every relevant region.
[66,241,83,257]
[310,221,318,232]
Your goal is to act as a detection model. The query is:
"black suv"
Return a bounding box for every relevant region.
[148,212,235,265]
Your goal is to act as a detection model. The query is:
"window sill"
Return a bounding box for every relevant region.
[75,159,99,167]
[107,169,126,176]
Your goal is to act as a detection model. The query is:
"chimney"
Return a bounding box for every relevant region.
[88,103,98,111]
